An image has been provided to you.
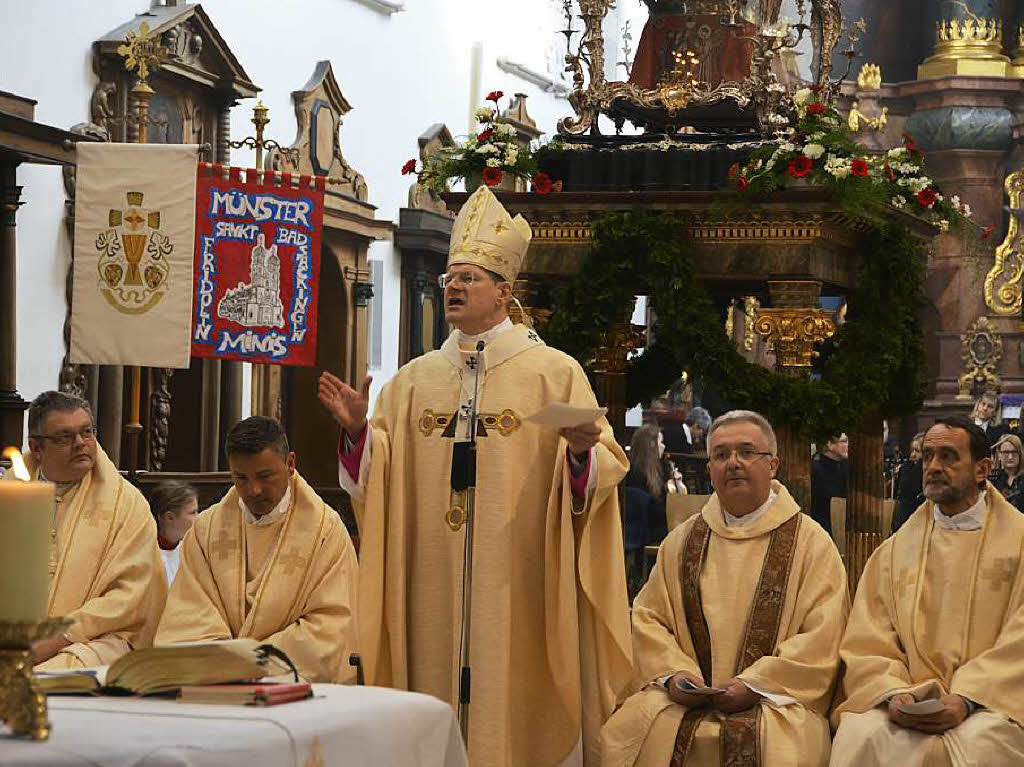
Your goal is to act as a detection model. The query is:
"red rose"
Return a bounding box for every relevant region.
[903,131,920,154]
[809,83,825,92]
[401,158,417,175]
[486,90,504,102]
[736,176,750,192]
[482,166,503,186]
[728,162,741,180]
[883,162,896,181]
[532,172,553,195]
[789,155,814,179]
[851,159,869,177]
[807,102,827,116]
[916,187,937,207]
[477,128,494,143]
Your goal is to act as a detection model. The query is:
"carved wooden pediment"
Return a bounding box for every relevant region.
[409,123,455,216]
[278,60,368,203]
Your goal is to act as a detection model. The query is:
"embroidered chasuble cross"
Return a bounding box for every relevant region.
[895,568,916,599]
[211,537,238,561]
[982,558,1015,591]
[279,548,307,577]
[465,355,478,370]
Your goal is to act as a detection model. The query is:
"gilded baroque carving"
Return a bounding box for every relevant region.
[149,368,173,471]
[984,170,1024,316]
[753,309,837,368]
[959,316,1002,396]
[594,323,647,374]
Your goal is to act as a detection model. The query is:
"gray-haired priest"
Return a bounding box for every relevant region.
[600,410,850,766]
[6,391,167,669]
[831,416,1024,766]
[318,185,632,766]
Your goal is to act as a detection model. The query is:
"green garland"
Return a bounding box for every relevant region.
[543,210,928,441]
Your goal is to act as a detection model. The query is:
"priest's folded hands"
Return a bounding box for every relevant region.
[665,673,763,713]
[886,693,968,734]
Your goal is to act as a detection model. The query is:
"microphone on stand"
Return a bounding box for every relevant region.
[451,341,484,493]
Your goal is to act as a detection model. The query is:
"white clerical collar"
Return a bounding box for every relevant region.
[723,488,778,527]
[934,490,987,531]
[238,483,292,527]
[457,317,513,345]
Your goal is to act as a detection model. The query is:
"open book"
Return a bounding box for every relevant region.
[34,638,295,696]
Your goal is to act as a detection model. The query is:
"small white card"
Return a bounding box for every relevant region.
[525,403,607,430]
[898,698,945,716]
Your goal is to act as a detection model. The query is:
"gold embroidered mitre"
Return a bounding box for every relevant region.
[447,186,532,283]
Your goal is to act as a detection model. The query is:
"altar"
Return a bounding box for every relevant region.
[0,685,467,767]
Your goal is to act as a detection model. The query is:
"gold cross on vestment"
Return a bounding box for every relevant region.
[895,567,916,599]
[278,547,307,577]
[982,558,1016,591]
[210,537,238,561]
[491,219,509,235]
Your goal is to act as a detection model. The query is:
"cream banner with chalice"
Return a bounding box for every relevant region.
[71,142,199,368]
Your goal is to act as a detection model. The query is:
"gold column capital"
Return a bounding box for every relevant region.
[594,323,647,375]
[753,309,837,370]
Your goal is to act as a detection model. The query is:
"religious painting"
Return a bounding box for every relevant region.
[191,163,325,366]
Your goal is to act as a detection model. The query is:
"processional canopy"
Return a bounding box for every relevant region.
[560,0,854,137]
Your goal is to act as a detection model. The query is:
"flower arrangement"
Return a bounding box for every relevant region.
[401,91,553,194]
[730,86,987,236]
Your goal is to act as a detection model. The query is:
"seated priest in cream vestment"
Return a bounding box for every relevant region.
[11,392,167,669]
[601,410,850,767]
[317,185,633,767]
[156,417,358,683]
[831,416,1024,767]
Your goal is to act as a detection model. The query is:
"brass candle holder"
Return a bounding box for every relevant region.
[0,616,72,740]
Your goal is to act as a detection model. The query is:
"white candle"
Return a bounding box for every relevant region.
[0,450,52,622]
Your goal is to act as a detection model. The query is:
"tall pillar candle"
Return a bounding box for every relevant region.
[0,464,52,622]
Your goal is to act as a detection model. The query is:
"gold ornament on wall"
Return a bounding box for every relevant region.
[856,63,882,91]
[985,170,1024,316]
[958,316,1002,397]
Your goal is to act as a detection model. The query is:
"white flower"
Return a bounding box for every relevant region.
[888,147,907,159]
[768,82,785,93]
[803,143,826,159]
[825,155,851,179]
[938,219,950,232]
[951,195,961,208]
[494,123,516,137]
[475,144,500,155]
[962,203,972,217]
[779,141,797,153]
[485,157,501,167]
[475,107,495,122]
[504,148,519,165]
[793,88,812,105]
[809,132,825,141]
[892,195,907,208]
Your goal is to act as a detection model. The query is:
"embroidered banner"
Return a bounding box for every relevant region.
[70,143,199,368]
[191,163,324,366]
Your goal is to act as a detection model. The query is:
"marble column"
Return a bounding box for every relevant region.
[0,160,28,449]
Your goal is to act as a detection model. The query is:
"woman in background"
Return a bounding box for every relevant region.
[148,480,199,585]
[992,434,1024,513]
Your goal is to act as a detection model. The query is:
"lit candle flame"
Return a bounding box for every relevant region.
[2,447,30,481]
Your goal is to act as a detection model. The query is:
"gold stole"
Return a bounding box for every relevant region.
[671,513,802,767]
[212,475,325,638]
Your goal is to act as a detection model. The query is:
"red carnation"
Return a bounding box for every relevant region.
[486,90,504,102]
[482,166,503,186]
[789,155,814,179]
[807,102,827,116]
[916,187,937,207]
[477,128,494,142]
[903,131,920,154]
[809,83,825,92]
[736,176,750,192]
[401,158,417,175]
[532,172,553,195]
[851,159,869,177]
[728,161,741,180]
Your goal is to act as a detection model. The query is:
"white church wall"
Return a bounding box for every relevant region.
[3,0,582,422]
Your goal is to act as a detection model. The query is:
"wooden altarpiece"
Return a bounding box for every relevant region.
[60,2,259,473]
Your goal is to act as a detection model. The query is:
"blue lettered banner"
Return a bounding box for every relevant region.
[191,164,323,366]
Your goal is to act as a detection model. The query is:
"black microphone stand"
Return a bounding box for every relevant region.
[450,340,484,746]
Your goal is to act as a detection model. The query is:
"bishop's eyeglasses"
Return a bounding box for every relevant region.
[438,271,486,289]
[708,447,774,466]
[30,426,98,447]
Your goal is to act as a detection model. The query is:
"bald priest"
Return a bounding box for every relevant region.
[831,416,1024,766]
[156,417,358,683]
[6,392,167,669]
[601,410,850,767]
[318,185,632,766]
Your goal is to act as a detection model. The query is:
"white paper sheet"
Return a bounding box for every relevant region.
[898,698,945,716]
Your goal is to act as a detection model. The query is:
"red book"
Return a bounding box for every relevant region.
[177,681,312,706]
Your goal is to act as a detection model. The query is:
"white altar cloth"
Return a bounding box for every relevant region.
[0,684,468,767]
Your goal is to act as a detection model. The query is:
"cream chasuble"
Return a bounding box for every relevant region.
[7,446,168,669]
[341,323,633,767]
[156,472,358,683]
[600,482,849,767]
[831,483,1024,767]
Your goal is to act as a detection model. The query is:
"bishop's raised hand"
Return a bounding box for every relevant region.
[318,372,372,440]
